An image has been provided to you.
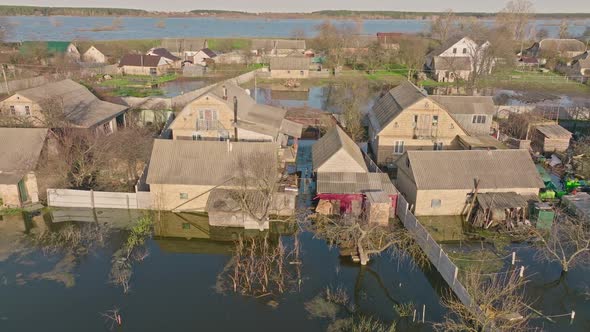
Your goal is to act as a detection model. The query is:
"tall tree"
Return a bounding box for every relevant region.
[497,0,535,41]
[429,9,457,42]
[559,20,570,39]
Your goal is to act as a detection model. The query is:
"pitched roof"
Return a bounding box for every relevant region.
[119,54,163,67]
[251,39,306,50]
[160,38,208,52]
[148,48,181,61]
[200,48,217,58]
[433,56,472,71]
[14,79,127,128]
[179,82,301,138]
[370,80,427,131]
[312,126,367,172]
[429,95,496,115]
[534,124,572,139]
[397,150,544,190]
[0,128,48,184]
[251,39,275,50]
[47,41,75,53]
[146,140,278,186]
[316,172,397,195]
[270,56,311,70]
[539,39,586,53]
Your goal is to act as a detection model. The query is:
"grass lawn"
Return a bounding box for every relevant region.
[208,38,251,51]
[97,74,177,97]
[482,69,590,95]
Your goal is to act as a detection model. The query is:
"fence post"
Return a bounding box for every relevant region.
[453,266,459,286]
[422,304,426,323]
[512,251,516,265]
[90,189,95,209]
[126,195,130,210]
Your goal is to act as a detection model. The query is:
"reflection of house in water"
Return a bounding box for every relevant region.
[270,90,310,102]
[153,211,297,254]
[0,212,48,261]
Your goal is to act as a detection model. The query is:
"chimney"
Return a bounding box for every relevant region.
[222,85,228,100]
[233,96,238,142]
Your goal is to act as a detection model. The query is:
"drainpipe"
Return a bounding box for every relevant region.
[233,96,238,142]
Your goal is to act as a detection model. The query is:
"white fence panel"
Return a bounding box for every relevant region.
[47,189,140,210]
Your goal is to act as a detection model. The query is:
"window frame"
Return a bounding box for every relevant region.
[472,115,486,124]
[179,193,189,200]
[394,140,405,154]
[431,199,442,208]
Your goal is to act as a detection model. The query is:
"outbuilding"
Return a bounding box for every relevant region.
[312,126,368,174]
[531,124,572,153]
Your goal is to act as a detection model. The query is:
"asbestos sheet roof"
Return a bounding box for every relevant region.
[370,80,427,131]
[279,119,303,138]
[476,192,536,210]
[317,172,398,195]
[312,126,368,172]
[457,135,507,150]
[433,56,472,71]
[146,140,278,186]
[0,128,47,184]
[398,150,544,190]
[430,95,496,115]
[148,48,181,61]
[119,54,162,67]
[15,79,127,128]
[270,56,311,70]
[535,124,572,139]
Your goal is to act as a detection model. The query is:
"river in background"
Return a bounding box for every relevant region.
[2,16,589,42]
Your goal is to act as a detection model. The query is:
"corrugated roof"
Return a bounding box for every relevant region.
[433,56,472,71]
[200,48,217,58]
[316,172,397,195]
[369,80,427,131]
[14,79,127,128]
[397,150,544,190]
[0,128,47,184]
[178,82,299,138]
[148,48,181,61]
[535,124,572,139]
[457,135,507,150]
[430,95,496,115]
[146,140,278,186]
[476,192,534,210]
[252,39,306,50]
[312,126,368,172]
[279,119,303,139]
[270,56,311,70]
[119,54,162,67]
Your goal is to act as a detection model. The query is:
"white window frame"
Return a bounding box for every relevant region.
[472,115,486,124]
[394,140,405,154]
[431,199,442,208]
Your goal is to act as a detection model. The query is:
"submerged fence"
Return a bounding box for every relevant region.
[47,189,152,210]
[396,195,478,312]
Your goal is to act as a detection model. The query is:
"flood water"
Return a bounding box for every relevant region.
[0,209,447,331]
[2,16,589,42]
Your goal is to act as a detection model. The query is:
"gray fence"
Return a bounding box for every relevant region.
[47,189,144,209]
[0,76,50,94]
[396,195,479,312]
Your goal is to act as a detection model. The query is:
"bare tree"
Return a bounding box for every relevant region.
[396,39,429,80]
[435,268,532,331]
[312,21,361,68]
[559,20,570,39]
[536,28,549,40]
[429,9,457,42]
[230,151,288,229]
[533,210,590,273]
[326,79,369,142]
[311,214,427,266]
[497,0,535,41]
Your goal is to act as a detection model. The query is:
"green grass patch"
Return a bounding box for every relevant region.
[112,87,164,97]
[208,38,251,51]
[0,207,25,216]
[99,73,178,88]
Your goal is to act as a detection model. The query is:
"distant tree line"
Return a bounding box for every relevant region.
[0,5,148,17]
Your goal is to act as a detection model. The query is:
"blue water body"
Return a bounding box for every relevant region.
[2,16,589,42]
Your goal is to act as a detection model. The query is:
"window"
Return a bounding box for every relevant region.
[179,193,188,200]
[149,68,157,75]
[102,122,112,134]
[431,199,442,208]
[25,106,30,116]
[433,142,443,150]
[9,105,15,115]
[462,48,467,54]
[472,115,486,124]
[394,140,405,154]
[432,115,439,126]
[182,222,191,230]
[453,48,457,54]
[412,115,418,127]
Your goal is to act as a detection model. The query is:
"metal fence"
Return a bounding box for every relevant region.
[396,194,478,312]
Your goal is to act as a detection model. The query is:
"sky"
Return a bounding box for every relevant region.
[10,0,590,13]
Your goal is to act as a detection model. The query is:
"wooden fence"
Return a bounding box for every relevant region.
[47,189,152,210]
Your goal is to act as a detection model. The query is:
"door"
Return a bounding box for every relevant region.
[17,178,29,204]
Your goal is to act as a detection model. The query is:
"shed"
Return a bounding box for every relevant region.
[269,56,311,79]
[315,172,398,214]
[531,124,572,153]
[471,192,537,229]
[562,192,590,221]
[312,126,368,173]
[365,191,392,226]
